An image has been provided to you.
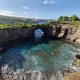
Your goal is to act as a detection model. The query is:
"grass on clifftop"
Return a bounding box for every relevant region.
[0,21,80,29]
[0,23,49,29]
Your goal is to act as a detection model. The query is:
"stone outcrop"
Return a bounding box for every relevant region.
[61,28,69,39]
[66,27,80,44]
[74,54,80,67]
[63,72,80,80]
[75,38,80,44]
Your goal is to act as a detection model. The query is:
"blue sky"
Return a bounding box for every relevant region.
[0,0,80,19]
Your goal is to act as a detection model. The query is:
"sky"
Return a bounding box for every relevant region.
[0,0,80,19]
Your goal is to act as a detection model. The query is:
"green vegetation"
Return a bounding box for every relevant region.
[57,16,69,21]
[0,15,80,29]
[70,15,79,21]
[0,15,51,29]
[0,15,48,24]
[0,23,50,29]
[57,15,79,21]
[57,15,80,28]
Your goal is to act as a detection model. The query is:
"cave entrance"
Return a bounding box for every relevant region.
[34,29,44,38]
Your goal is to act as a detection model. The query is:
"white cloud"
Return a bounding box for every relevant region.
[35,16,40,19]
[22,6,29,10]
[23,11,30,14]
[0,10,16,16]
[43,0,55,5]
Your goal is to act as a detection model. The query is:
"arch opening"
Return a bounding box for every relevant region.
[34,29,44,38]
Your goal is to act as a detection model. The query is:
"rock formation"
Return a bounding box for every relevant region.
[0,25,69,47]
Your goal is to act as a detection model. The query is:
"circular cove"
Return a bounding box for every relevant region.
[0,40,80,80]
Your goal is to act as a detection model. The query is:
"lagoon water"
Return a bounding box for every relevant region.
[0,39,80,80]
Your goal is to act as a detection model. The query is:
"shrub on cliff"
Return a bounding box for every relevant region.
[70,15,79,21]
[57,16,69,21]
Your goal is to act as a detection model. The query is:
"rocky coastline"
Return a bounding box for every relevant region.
[0,25,80,52]
[0,25,66,51]
[0,25,80,80]
[0,25,68,46]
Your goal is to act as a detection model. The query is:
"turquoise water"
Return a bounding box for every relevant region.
[0,40,80,79]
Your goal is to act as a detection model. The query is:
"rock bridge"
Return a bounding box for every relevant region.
[0,25,69,46]
[30,25,68,39]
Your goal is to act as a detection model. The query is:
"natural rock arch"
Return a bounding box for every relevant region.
[31,25,53,38]
[34,29,44,38]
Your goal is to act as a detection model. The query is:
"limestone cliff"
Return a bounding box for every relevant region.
[0,25,71,47]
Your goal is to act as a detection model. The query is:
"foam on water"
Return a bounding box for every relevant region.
[0,40,80,80]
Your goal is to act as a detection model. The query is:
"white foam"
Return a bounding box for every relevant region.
[1,64,8,72]
[27,70,42,80]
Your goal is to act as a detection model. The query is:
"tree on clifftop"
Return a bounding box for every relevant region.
[57,16,69,21]
[57,16,63,21]
[63,16,69,21]
[70,15,78,21]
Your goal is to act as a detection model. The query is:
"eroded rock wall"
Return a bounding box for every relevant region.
[0,28,33,46]
[0,25,71,46]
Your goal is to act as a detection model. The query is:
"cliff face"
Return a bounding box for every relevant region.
[0,25,70,47]
[0,28,34,45]
[58,25,80,45]
[0,26,54,46]
[67,28,80,44]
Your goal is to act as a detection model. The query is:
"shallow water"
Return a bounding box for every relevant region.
[0,39,80,80]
